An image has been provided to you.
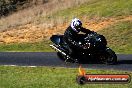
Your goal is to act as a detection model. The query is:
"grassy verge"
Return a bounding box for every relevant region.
[99,21,132,54]
[0,66,132,88]
[47,0,132,20]
[0,40,53,52]
[0,21,131,54]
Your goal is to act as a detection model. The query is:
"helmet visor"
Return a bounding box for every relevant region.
[75,24,82,30]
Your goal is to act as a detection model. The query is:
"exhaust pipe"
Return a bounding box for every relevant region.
[50,44,77,63]
[50,45,66,56]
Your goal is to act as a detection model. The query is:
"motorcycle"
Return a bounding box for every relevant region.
[50,32,117,64]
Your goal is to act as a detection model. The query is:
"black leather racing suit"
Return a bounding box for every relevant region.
[63,26,92,55]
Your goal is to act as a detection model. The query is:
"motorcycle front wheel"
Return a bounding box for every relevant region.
[104,48,117,65]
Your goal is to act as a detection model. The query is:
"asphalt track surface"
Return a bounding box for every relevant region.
[0,52,132,71]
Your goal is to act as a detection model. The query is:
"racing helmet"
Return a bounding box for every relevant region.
[71,18,82,32]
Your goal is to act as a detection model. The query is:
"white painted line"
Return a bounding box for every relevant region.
[2,65,37,67]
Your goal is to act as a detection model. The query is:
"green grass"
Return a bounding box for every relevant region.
[0,21,131,54]
[47,0,132,20]
[0,40,53,52]
[0,21,131,53]
[0,66,132,88]
[0,0,131,53]
[98,21,132,54]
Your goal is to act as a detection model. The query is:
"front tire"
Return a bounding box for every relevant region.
[104,48,117,65]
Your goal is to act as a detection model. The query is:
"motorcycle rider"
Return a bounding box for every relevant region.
[63,18,93,58]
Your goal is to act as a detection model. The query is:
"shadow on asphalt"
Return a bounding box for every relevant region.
[118,60,132,64]
[58,57,132,65]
